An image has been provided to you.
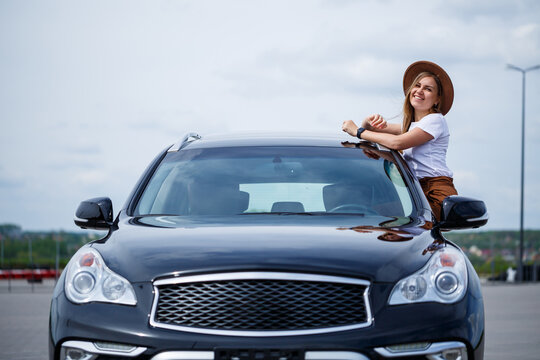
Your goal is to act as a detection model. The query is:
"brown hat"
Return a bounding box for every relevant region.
[403,60,454,115]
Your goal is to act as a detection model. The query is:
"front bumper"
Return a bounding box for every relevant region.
[60,340,472,360]
[49,280,484,360]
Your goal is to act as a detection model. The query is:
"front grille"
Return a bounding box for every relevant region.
[151,272,371,335]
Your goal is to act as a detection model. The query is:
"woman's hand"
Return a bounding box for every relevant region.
[342,120,359,137]
[365,114,387,130]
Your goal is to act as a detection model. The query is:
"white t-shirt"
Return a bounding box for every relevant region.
[402,113,453,179]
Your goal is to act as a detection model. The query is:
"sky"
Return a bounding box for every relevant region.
[1,0,540,231]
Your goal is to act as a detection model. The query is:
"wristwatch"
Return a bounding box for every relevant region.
[356,127,366,139]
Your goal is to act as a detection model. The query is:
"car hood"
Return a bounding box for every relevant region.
[91,215,437,283]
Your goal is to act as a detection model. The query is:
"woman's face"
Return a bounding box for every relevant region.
[409,76,440,114]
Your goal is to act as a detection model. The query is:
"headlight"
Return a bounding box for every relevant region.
[389,245,468,305]
[65,247,137,305]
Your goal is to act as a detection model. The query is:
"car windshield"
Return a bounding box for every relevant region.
[134,145,414,217]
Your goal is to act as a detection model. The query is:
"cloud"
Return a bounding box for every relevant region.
[0,164,26,188]
[513,23,540,38]
[0,176,24,189]
[71,170,109,186]
[63,144,101,155]
[1,0,539,230]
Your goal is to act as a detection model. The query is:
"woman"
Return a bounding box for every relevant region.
[342,60,457,221]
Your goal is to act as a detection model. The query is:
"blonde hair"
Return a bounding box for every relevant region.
[402,72,443,133]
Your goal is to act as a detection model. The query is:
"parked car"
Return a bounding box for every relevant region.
[49,133,488,360]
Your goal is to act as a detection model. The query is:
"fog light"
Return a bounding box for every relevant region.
[427,348,467,360]
[64,347,96,360]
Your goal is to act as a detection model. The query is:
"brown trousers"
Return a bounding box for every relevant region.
[419,176,458,222]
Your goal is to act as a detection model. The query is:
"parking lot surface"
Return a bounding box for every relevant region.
[1,280,539,360]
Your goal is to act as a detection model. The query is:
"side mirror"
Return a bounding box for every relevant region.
[74,197,114,230]
[439,195,488,230]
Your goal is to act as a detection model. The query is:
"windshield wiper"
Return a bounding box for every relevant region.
[240,212,365,216]
[241,212,315,215]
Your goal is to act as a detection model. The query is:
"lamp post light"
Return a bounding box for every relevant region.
[507,63,540,282]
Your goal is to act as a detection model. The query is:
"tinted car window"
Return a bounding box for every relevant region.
[134,146,413,217]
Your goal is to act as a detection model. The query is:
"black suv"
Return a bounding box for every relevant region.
[49,133,488,360]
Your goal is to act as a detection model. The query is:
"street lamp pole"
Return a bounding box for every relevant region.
[507,63,540,282]
[55,233,61,283]
[0,234,3,269]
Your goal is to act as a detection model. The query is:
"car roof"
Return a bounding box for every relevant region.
[169,132,390,151]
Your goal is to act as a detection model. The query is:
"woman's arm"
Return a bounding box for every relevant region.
[342,120,433,150]
[361,114,402,135]
[360,128,433,150]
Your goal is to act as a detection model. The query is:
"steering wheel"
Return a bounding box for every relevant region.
[327,204,378,215]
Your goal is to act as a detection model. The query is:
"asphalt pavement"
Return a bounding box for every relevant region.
[1,279,539,360]
[482,282,540,359]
